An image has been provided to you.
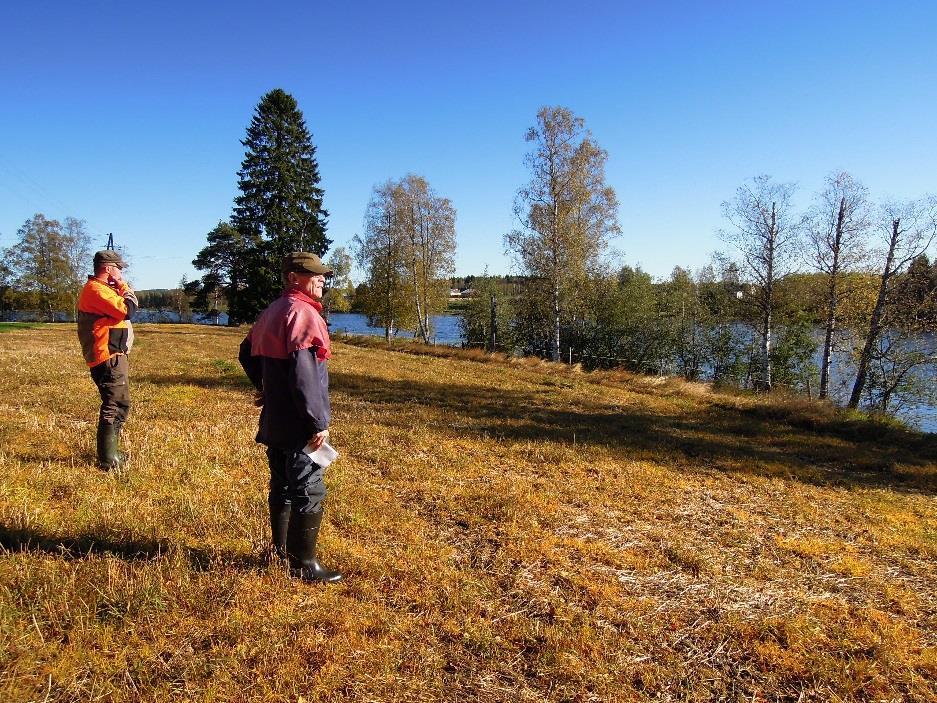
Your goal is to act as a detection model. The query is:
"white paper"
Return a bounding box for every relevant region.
[303,441,339,467]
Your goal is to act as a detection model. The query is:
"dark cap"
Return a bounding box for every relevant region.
[93,250,126,269]
[282,251,333,276]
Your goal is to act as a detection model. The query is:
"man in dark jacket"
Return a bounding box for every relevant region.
[238,252,342,584]
[77,250,138,469]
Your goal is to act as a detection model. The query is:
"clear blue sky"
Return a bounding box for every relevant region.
[2,1,935,289]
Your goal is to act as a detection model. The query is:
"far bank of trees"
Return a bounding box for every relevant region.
[463,253,936,415]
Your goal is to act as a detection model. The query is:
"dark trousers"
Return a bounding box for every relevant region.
[89,354,131,427]
[266,445,327,515]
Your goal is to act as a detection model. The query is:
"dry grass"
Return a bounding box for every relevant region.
[1,323,936,702]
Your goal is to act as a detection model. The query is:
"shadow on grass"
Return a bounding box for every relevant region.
[333,371,937,494]
[0,525,261,571]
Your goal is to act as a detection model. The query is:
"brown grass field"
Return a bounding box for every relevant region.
[1,323,936,702]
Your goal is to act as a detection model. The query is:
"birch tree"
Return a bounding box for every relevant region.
[353,176,456,343]
[323,246,354,314]
[720,175,801,390]
[395,175,457,343]
[848,198,937,408]
[505,106,620,361]
[353,182,411,341]
[2,214,92,320]
[804,172,872,399]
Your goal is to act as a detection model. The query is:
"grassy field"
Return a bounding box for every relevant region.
[1,324,936,702]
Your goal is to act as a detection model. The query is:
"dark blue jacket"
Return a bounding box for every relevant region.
[238,290,331,450]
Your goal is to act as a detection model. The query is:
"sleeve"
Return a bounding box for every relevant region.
[119,284,138,321]
[238,332,263,391]
[288,348,330,435]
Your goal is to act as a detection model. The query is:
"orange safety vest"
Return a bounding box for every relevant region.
[77,278,135,367]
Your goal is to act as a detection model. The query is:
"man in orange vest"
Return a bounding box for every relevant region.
[77,250,138,469]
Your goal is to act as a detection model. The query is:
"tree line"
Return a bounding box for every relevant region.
[2,93,934,421]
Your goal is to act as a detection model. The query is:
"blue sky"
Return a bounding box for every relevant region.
[1,1,935,289]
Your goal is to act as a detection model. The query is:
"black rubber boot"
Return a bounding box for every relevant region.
[269,498,290,561]
[286,510,343,584]
[96,422,123,470]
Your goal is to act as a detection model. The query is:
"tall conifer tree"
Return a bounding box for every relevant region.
[192,88,329,323]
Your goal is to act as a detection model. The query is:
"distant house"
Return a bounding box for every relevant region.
[449,288,462,298]
[459,289,477,298]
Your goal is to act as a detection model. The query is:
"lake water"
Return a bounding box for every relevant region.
[328,312,463,345]
[130,310,465,344]
[823,334,936,434]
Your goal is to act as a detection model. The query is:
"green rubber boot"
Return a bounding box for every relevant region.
[96,422,124,470]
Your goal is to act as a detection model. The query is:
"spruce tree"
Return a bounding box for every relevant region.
[192,88,329,323]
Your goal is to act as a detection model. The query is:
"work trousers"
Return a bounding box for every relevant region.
[266,445,327,515]
[90,354,131,427]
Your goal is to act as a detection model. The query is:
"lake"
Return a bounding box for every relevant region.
[129,310,465,345]
[328,312,463,345]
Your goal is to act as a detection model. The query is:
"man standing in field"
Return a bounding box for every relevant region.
[77,250,138,469]
[238,252,343,584]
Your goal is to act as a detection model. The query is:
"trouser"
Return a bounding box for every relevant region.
[266,445,327,515]
[90,354,131,428]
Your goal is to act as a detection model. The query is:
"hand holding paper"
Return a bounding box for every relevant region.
[303,441,339,467]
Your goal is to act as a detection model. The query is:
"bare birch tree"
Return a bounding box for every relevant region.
[804,172,872,399]
[505,106,620,361]
[848,198,937,408]
[720,176,801,390]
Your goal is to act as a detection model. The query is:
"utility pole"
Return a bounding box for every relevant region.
[105,232,115,250]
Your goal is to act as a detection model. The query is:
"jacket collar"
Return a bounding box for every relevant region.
[282,288,323,312]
